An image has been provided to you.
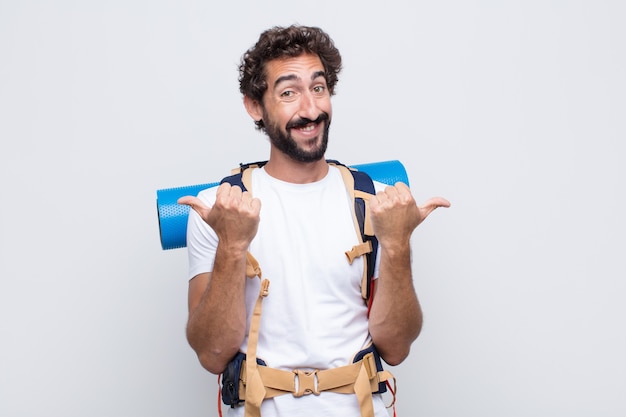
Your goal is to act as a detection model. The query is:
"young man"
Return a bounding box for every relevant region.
[178,25,450,417]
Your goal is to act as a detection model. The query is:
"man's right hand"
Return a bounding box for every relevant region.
[178,183,261,250]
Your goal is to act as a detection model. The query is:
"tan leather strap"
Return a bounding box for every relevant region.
[246,252,262,279]
[332,163,374,301]
[241,167,253,191]
[353,189,374,236]
[243,277,270,417]
[346,241,373,264]
[241,250,269,417]
[239,352,394,417]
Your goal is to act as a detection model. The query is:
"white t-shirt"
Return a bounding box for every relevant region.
[186,165,389,417]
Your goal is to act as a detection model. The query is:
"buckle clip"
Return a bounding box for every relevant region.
[293,369,320,397]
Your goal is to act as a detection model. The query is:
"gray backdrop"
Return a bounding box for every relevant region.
[1,1,624,416]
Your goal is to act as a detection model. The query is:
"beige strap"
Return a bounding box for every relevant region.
[241,167,253,191]
[332,163,373,301]
[346,241,373,264]
[354,363,374,417]
[244,278,270,417]
[333,164,360,241]
[239,352,392,417]
[354,190,374,236]
[246,252,262,279]
[230,163,263,175]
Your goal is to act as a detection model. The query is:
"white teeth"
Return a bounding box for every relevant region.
[299,124,315,132]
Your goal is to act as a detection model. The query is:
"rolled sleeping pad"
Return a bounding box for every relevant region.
[156,160,409,250]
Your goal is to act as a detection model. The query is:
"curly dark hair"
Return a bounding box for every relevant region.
[239,25,342,129]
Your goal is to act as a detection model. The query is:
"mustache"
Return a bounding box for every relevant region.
[286,112,329,130]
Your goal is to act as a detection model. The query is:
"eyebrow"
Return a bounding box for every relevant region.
[273,70,326,89]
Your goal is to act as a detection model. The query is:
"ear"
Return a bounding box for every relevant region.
[243,95,263,123]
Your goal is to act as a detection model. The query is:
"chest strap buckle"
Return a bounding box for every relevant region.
[293,369,320,397]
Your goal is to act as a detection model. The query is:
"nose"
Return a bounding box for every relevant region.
[297,90,318,120]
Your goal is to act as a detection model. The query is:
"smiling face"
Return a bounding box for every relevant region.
[245,53,332,163]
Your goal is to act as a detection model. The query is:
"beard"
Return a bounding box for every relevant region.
[263,112,330,163]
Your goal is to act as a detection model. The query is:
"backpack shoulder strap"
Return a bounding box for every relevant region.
[221,160,268,192]
[328,160,379,303]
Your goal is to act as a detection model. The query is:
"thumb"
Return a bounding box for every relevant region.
[177,196,211,216]
[421,196,451,210]
[419,196,451,219]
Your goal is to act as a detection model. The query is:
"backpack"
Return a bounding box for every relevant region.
[217,160,395,417]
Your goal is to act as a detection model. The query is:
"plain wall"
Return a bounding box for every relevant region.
[1,1,624,416]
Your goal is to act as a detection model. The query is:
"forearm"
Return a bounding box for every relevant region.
[186,245,248,374]
[368,242,422,366]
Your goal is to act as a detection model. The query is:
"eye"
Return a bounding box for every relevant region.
[280,90,298,101]
[312,85,326,95]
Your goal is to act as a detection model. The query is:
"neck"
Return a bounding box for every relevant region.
[263,150,329,184]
